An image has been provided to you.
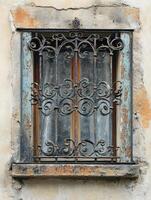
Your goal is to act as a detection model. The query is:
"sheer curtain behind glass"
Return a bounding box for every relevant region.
[40,36,113,157]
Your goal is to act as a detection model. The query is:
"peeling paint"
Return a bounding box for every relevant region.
[122,108,129,124]
[134,86,151,128]
[12,7,39,28]
[124,7,140,22]
[12,163,139,178]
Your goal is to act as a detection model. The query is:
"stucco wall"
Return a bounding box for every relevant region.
[0,0,151,199]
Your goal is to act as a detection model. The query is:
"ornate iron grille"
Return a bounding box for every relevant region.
[29,30,124,163]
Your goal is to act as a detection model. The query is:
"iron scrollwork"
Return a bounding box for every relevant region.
[31,78,122,116]
[28,31,124,57]
[40,138,119,158]
[29,31,123,117]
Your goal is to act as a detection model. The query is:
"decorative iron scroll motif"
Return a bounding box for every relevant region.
[28,32,124,58]
[31,79,122,116]
[38,138,119,158]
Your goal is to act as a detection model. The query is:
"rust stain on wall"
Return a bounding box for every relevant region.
[12,7,39,28]
[124,7,139,22]
[134,86,151,128]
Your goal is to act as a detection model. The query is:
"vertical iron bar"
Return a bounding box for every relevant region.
[33,41,40,161]
[112,51,117,161]
[39,49,43,161]
[74,35,80,147]
[110,51,115,159]
[111,33,118,160]
[55,38,58,145]
[93,36,97,143]
[74,36,78,83]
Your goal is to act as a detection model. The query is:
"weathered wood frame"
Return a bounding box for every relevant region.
[19,30,133,162]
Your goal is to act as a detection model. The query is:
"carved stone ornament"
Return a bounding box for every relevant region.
[72,17,80,29]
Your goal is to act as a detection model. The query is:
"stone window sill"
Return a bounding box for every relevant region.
[12,163,139,178]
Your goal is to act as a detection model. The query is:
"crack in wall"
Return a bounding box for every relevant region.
[29,3,130,10]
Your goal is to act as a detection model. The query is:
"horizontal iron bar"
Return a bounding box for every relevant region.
[33,156,120,160]
[33,161,121,165]
[14,161,137,165]
[17,28,134,32]
[34,156,119,159]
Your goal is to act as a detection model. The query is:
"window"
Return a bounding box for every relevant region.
[29,30,124,163]
[19,28,133,164]
[11,8,140,178]
[13,27,137,178]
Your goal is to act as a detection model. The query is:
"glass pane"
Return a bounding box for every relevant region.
[95,52,112,146]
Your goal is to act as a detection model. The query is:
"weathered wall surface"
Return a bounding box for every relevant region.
[0,0,151,199]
